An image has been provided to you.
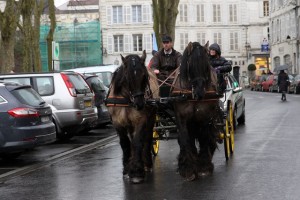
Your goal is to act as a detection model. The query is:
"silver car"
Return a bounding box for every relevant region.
[0,72,98,140]
[221,74,246,129]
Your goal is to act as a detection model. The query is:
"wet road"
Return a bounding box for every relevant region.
[1,90,300,200]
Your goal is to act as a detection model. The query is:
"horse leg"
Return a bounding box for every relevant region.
[176,115,198,181]
[128,123,147,184]
[197,125,217,176]
[116,126,131,177]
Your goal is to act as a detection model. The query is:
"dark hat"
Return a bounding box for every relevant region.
[162,35,172,42]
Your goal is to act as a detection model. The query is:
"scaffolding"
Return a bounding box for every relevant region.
[40,21,102,71]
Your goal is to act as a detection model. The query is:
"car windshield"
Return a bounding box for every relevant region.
[10,87,45,107]
[95,72,113,87]
[86,77,106,93]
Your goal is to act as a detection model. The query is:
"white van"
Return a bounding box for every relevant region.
[66,65,119,87]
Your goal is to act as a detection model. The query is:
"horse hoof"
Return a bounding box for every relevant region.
[185,173,197,181]
[144,167,152,172]
[198,171,211,177]
[130,177,144,184]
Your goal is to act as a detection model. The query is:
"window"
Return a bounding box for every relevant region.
[263,1,269,17]
[212,4,221,23]
[113,6,123,24]
[196,4,204,22]
[11,88,45,107]
[2,78,30,85]
[114,35,124,52]
[180,4,188,22]
[213,32,222,49]
[0,95,7,104]
[36,77,54,96]
[132,5,142,23]
[274,56,280,68]
[229,4,237,23]
[230,32,238,51]
[180,33,189,51]
[196,32,206,45]
[133,34,143,51]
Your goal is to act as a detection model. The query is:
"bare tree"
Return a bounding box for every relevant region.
[47,0,56,71]
[0,0,21,73]
[152,0,180,49]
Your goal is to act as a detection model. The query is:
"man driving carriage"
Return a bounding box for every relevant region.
[209,43,232,95]
[150,35,182,97]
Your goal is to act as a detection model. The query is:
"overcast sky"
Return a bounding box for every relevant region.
[54,0,69,7]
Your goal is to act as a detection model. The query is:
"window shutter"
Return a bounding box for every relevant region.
[124,34,132,53]
[106,6,112,25]
[143,34,152,52]
[258,1,264,17]
[142,4,150,23]
[188,4,195,25]
[125,5,131,24]
[107,35,113,54]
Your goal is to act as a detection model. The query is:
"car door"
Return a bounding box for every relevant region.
[228,75,243,118]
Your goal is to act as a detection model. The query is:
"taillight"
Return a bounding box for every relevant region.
[8,108,39,118]
[61,73,77,97]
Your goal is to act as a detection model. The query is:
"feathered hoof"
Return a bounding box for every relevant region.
[144,166,152,172]
[130,177,144,184]
[198,171,211,177]
[184,173,197,182]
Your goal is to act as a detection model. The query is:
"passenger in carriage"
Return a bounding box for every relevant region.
[209,43,232,95]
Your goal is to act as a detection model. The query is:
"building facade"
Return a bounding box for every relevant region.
[100,0,270,76]
[269,0,300,74]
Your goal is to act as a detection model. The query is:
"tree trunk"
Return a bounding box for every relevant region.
[47,0,56,71]
[152,0,179,49]
[0,0,21,73]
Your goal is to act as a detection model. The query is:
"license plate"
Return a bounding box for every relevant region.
[41,116,50,122]
[84,101,92,107]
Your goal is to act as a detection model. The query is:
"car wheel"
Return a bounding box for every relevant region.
[53,120,74,140]
[237,103,246,125]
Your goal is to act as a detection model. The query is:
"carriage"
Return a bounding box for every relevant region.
[150,74,235,161]
[105,42,236,183]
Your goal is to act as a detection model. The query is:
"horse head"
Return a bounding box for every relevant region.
[119,50,149,110]
[180,41,211,100]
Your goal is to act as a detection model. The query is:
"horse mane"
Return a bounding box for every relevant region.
[180,42,211,87]
[110,54,149,95]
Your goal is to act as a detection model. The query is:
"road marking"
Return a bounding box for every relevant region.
[0,135,118,183]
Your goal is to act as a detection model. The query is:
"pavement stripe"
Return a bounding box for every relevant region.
[0,135,118,183]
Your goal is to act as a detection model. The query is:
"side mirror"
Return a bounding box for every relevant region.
[233,87,242,93]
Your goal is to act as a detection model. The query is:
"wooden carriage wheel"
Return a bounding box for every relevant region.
[152,115,160,156]
[224,100,235,160]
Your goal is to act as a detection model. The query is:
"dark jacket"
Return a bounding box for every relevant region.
[277,71,289,92]
[150,48,182,80]
[209,43,232,73]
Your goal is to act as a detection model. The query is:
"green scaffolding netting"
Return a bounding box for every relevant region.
[40,21,102,71]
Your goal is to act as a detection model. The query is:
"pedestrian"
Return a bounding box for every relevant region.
[277,70,289,101]
[208,43,232,95]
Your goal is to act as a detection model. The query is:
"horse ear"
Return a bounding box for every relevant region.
[204,41,209,49]
[141,50,146,63]
[187,42,193,55]
[120,54,126,64]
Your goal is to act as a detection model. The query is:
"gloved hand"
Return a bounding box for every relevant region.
[215,66,222,73]
[154,69,160,74]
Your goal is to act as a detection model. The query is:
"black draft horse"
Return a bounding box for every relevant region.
[106,51,159,184]
[171,41,220,181]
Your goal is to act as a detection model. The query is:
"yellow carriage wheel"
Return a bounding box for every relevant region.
[228,101,235,154]
[152,130,160,156]
[152,115,160,156]
[224,119,231,160]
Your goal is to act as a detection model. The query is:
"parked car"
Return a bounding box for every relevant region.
[221,74,245,129]
[0,82,56,159]
[66,65,119,87]
[262,74,277,92]
[290,74,300,94]
[0,72,98,140]
[250,75,261,91]
[82,75,111,127]
[256,74,269,91]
